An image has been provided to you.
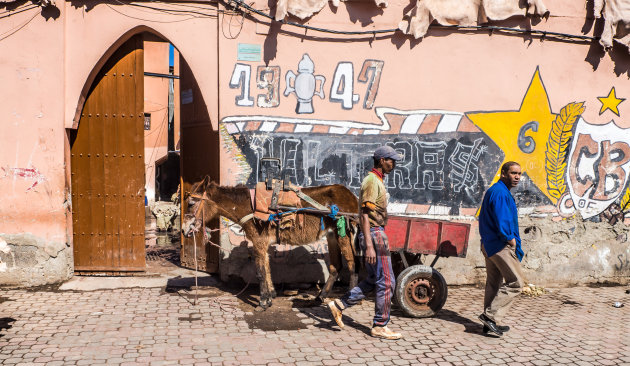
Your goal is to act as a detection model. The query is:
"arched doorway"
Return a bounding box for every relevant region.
[70,35,146,272]
[69,31,220,274]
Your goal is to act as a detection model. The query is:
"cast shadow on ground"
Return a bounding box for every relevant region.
[435,309,500,337]
[0,318,16,339]
[292,297,373,336]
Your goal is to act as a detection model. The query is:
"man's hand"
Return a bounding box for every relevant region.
[365,243,376,265]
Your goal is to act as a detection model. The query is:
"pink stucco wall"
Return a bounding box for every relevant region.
[0,6,69,284]
[217,0,628,125]
[1,0,630,285]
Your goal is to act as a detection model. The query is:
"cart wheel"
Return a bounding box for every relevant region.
[394,265,447,318]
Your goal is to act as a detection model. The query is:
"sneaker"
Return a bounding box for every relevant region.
[478,314,503,336]
[370,326,402,340]
[327,300,344,329]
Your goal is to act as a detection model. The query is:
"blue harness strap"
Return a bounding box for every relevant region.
[267,206,318,222]
[267,203,342,233]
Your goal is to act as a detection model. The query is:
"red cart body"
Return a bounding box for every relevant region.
[382,215,472,318]
[384,215,470,258]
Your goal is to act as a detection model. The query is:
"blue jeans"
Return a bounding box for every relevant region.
[340,227,395,327]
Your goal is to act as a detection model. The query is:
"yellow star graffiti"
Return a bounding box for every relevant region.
[467,68,556,201]
[597,87,625,116]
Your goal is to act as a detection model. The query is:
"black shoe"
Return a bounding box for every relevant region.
[478,314,503,336]
[483,324,509,334]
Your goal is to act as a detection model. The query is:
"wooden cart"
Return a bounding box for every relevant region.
[384,215,470,318]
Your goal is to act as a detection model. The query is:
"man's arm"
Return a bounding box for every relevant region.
[360,177,379,265]
[493,194,516,244]
[361,211,376,265]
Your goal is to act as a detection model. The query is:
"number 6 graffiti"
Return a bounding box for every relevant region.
[518,121,539,154]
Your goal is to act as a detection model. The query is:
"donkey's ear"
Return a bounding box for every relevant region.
[200,175,210,188]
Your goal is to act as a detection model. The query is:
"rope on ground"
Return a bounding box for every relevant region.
[208,279,251,313]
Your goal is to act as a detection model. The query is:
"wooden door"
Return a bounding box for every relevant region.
[71,35,145,272]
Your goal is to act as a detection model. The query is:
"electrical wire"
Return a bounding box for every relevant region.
[0,4,38,19]
[0,9,38,42]
[105,3,199,23]
[0,0,602,45]
[144,105,168,114]
[127,2,218,18]
[110,0,219,19]
[149,1,220,14]
[110,0,600,44]
[221,6,244,39]
[222,0,600,42]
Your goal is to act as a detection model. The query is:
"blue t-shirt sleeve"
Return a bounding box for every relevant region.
[492,193,515,243]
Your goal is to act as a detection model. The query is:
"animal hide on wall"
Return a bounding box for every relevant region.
[399,0,549,39]
[0,0,55,5]
[594,0,630,52]
[275,0,330,21]
[274,0,387,21]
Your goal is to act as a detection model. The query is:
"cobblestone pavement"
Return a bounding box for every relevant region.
[1,282,629,365]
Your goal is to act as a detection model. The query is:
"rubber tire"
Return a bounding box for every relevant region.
[394,265,448,318]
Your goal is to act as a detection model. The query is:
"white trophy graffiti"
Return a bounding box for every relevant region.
[284,54,326,114]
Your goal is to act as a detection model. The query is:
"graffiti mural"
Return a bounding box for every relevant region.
[467,68,556,203]
[556,118,630,220]
[228,54,384,111]
[597,87,625,116]
[284,54,326,114]
[1,166,47,192]
[223,111,502,208]
[224,64,630,223]
[468,69,630,223]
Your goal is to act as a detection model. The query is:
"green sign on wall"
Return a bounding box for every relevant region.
[237,43,262,62]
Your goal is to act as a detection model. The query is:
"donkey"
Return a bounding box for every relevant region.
[182,178,359,309]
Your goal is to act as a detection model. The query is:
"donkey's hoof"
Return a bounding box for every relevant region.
[270,289,277,298]
[316,289,328,303]
[259,297,272,309]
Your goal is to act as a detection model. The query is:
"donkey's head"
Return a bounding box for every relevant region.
[182,177,220,238]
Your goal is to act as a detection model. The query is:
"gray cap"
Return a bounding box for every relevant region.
[373,145,402,161]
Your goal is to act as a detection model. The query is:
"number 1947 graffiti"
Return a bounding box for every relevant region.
[229,54,384,114]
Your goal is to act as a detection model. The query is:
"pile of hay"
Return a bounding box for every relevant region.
[522,283,546,297]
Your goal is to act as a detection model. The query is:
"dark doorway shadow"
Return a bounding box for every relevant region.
[0,317,16,338]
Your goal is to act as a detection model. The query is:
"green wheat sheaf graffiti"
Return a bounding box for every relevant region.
[545,102,584,205]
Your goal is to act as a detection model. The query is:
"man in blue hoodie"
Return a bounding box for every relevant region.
[478,161,525,336]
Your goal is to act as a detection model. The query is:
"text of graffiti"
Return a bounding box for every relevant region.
[615,252,630,272]
[246,136,486,194]
[570,136,630,201]
[229,58,384,113]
